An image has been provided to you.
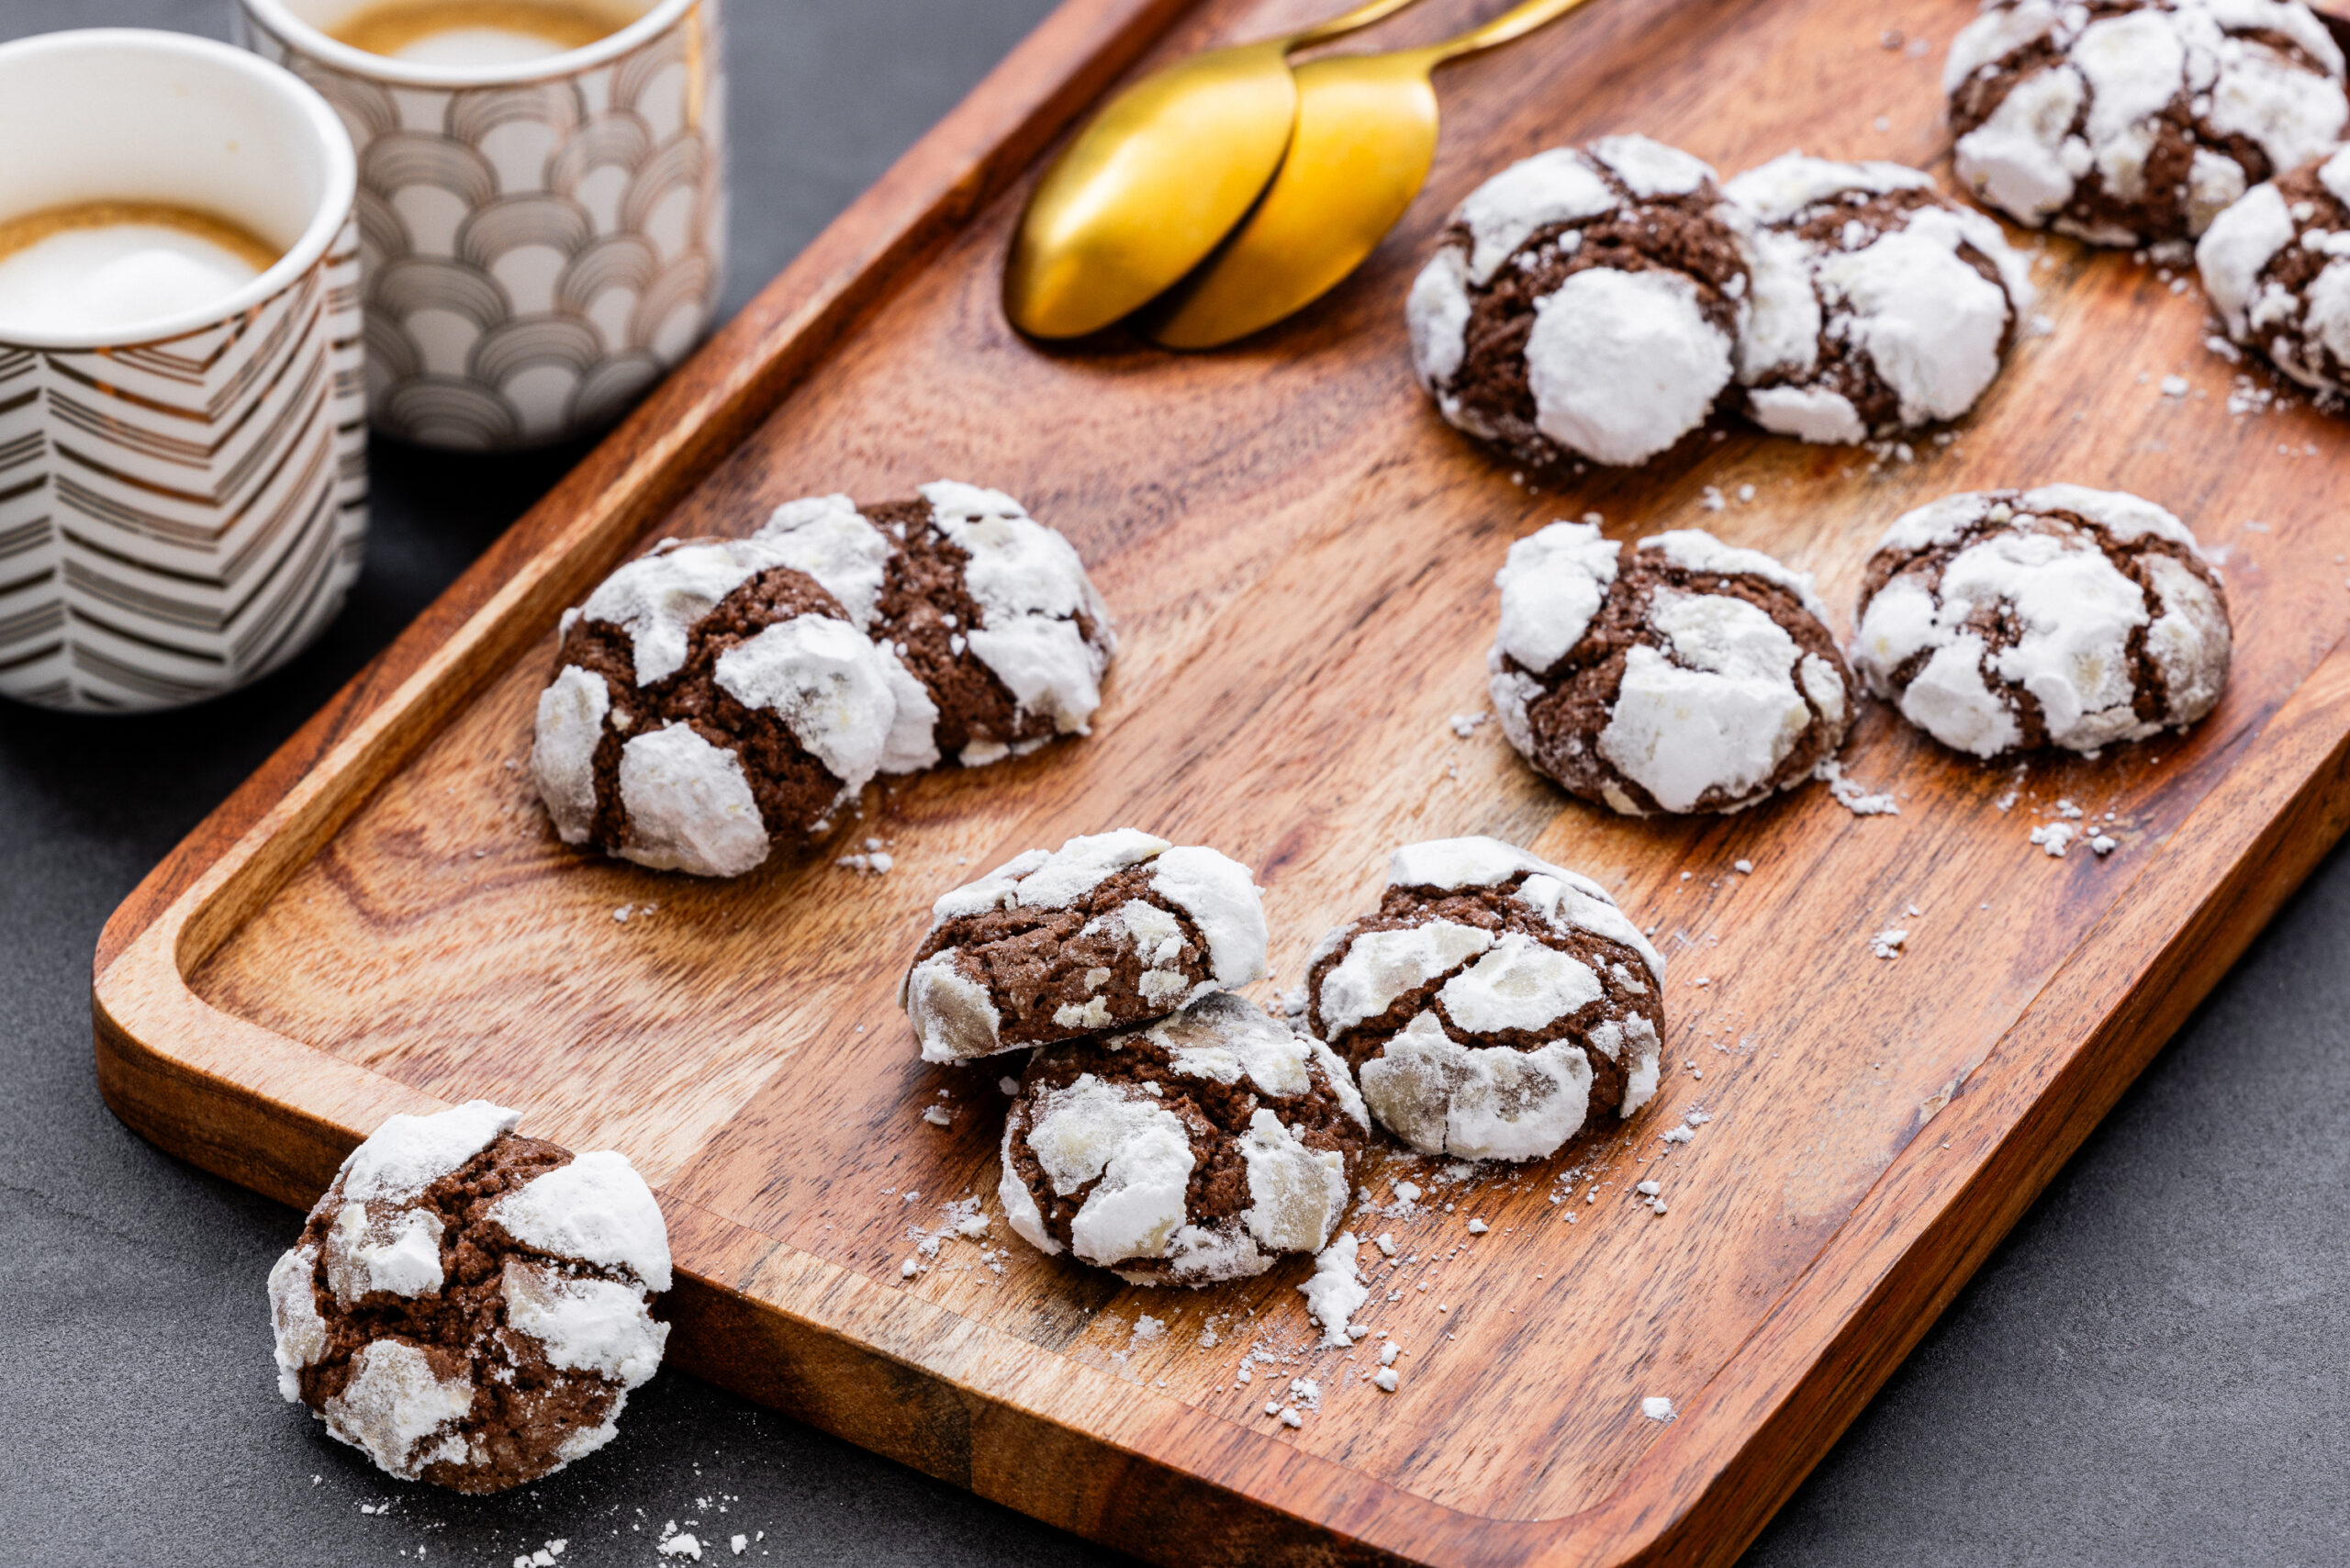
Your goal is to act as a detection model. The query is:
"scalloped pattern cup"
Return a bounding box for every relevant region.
[236,0,727,450]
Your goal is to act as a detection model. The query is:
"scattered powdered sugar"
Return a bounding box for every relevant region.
[1641,1395,1676,1421]
[1815,758,1900,815]
[1299,1232,1368,1348]
[1448,711,1490,738]
[2030,822,2079,857]
[1872,927,1908,959]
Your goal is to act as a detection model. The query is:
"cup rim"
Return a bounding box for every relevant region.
[237,0,699,89]
[0,29,358,353]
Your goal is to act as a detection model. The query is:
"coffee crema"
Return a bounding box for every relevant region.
[0,202,281,338]
[326,0,641,65]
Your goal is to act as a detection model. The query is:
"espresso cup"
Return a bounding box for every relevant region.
[234,0,728,451]
[0,29,364,714]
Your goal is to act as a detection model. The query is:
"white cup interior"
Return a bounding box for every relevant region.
[0,29,354,348]
[244,0,687,88]
[277,0,657,32]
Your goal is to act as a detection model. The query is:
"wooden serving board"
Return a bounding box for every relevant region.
[94,0,2350,1562]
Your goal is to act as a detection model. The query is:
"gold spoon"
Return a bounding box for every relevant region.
[1003,0,1427,341]
[1147,0,1598,350]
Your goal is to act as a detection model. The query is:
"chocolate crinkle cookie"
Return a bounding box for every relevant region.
[532,535,917,878]
[1944,0,2346,245]
[998,991,1370,1284]
[1487,521,1852,816]
[1728,152,2037,443]
[2199,145,2350,394]
[1406,134,1751,468]
[266,1102,671,1494]
[755,480,1115,768]
[1303,837,1664,1163]
[1851,486,2232,759]
[901,828,1269,1063]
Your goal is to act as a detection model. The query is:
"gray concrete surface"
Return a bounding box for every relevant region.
[4,3,2347,1564]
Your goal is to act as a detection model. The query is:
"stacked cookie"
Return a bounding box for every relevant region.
[909,830,1666,1284]
[901,829,1372,1285]
[530,481,1114,877]
[1406,137,2040,467]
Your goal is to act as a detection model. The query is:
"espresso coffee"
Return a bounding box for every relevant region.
[0,201,280,338]
[327,0,640,65]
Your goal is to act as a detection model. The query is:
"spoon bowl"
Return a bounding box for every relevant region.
[1003,0,1424,341]
[1147,0,1597,350]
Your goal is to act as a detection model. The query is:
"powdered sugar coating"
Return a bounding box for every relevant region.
[268,1103,673,1492]
[755,493,892,627]
[532,666,609,846]
[576,539,782,687]
[1000,993,1369,1284]
[1304,838,1664,1161]
[535,539,919,876]
[1526,267,1735,465]
[1727,153,2035,439]
[1489,527,1852,816]
[1407,137,1749,469]
[902,831,1270,1062]
[711,614,898,787]
[1384,835,1664,980]
[488,1150,674,1293]
[614,722,771,878]
[340,1101,520,1203]
[323,1339,478,1481]
[1946,0,2347,244]
[1642,528,1833,621]
[920,481,1114,742]
[1492,521,1621,675]
[1852,487,2232,757]
[2196,147,2350,394]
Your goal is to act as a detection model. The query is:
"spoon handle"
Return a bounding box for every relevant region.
[1427,0,1598,61]
[1289,0,1431,47]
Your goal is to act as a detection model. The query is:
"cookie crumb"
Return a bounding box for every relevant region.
[1816,759,1899,815]
[1871,927,1908,959]
[2030,823,2077,857]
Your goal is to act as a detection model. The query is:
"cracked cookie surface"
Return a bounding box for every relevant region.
[1851,485,2232,759]
[901,829,1269,1062]
[531,536,904,878]
[2199,146,2350,395]
[266,1102,671,1494]
[1489,522,1852,815]
[1728,153,2035,442]
[755,480,1114,769]
[1303,837,1664,1163]
[999,992,1370,1285]
[1407,135,1751,468]
[1944,0,2345,245]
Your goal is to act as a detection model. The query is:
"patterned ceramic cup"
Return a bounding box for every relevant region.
[0,29,364,713]
[235,0,727,451]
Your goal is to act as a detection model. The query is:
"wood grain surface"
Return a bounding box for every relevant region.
[94,0,2350,1562]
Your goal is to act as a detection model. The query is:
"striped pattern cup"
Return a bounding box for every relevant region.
[0,30,364,712]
